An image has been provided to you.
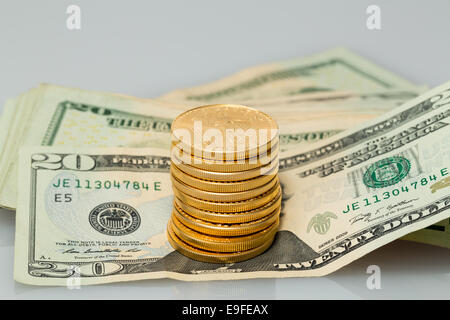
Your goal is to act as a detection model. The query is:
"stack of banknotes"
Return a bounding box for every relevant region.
[1,47,448,285]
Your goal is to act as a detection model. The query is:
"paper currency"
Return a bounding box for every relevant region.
[273,89,427,152]
[1,84,419,210]
[159,47,419,104]
[14,83,450,285]
[402,219,450,249]
[0,84,184,209]
[159,44,450,249]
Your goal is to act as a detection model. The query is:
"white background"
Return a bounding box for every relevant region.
[0,0,449,299]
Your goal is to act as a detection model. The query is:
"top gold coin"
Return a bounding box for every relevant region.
[171,104,279,160]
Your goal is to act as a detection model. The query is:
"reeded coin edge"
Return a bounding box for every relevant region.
[167,222,276,264]
[172,182,281,212]
[173,190,282,223]
[170,164,277,193]
[173,202,281,236]
[171,174,278,202]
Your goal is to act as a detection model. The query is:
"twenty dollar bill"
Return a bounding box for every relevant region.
[14,82,450,285]
[159,47,418,104]
[0,84,183,209]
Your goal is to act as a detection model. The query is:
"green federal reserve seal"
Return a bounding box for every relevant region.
[363,156,411,189]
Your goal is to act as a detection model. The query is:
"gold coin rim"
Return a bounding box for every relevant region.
[174,190,282,223]
[172,182,281,212]
[173,203,281,236]
[171,158,279,182]
[167,223,276,263]
[171,174,278,202]
[171,104,279,160]
[170,215,279,252]
[170,143,279,172]
[170,163,277,192]
[172,136,279,161]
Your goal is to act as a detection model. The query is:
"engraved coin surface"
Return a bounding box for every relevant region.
[171,104,278,160]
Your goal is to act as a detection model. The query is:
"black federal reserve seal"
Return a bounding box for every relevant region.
[89,202,141,236]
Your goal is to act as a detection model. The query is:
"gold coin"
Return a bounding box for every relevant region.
[173,202,281,236]
[171,104,279,161]
[170,163,277,193]
[174,190,282,223]
[171,142,279,172]
[171,174,278,202]
[173,181,281,212]
[170,215,279,252]
[167,222,276,263]
[172,137,279,162]
[171,158,278,182]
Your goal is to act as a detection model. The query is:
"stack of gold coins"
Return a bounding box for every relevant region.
[167,104,281,263]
